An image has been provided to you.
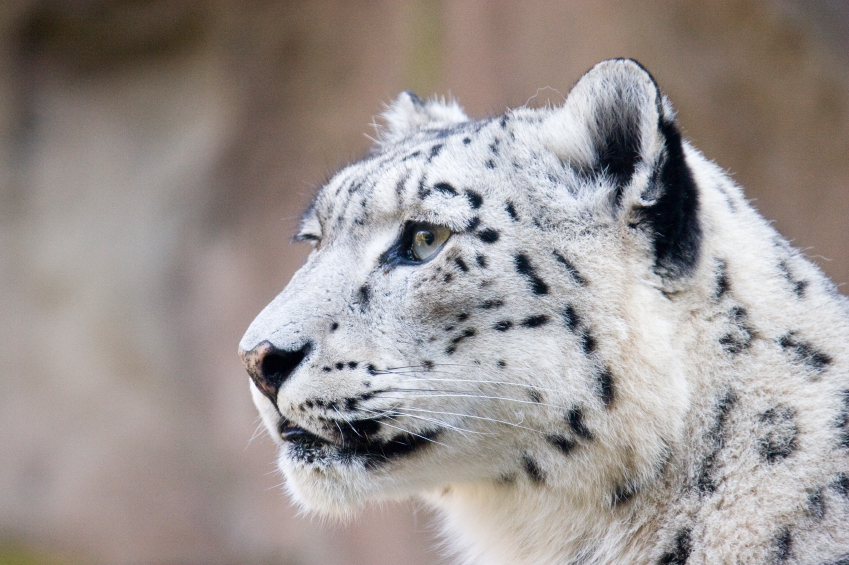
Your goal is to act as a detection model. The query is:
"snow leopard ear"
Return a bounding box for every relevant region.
[543,58,701,279]
[379,91,469,143]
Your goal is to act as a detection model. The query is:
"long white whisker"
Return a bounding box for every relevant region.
[404,375,572,397]
[359,407,477,440]
[331,406,351,446]
[390,406,549,436]
[380,408,482,438]
[373,420,450,448]
[246,419,268,449]
[383,390,567,411]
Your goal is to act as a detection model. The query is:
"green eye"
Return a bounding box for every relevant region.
[409,223,451,261]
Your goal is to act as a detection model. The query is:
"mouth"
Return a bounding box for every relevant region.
[276,418,442,468]
[278,421,331,446]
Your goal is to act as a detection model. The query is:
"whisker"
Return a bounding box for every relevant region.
[331,406,351,445]
[385,409,482,438]
[371,420,450,448]
[381,389,568,411]
[404,375,573,397]
[246,419,269,449]
[398,406,548,435]
[359,407,477,440]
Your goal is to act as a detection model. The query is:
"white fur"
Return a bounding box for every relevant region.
[240,60,849,564]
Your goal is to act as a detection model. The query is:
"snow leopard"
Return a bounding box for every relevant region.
[238,59,849,564]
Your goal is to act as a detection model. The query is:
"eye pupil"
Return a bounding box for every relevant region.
[416,230,435,246]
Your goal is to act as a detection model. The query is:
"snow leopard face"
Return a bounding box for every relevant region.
[239,59,699,515]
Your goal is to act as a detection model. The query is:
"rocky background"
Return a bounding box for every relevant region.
[0,1,847,564]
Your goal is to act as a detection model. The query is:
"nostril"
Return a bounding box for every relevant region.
[262,345,309,388]
[242,341,312,407]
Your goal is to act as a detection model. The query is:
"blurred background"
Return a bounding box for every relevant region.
[0,1,847,564]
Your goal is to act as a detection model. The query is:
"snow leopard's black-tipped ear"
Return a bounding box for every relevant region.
[543,58,701,279]
[379,91,469,144]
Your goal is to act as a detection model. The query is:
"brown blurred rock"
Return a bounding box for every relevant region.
[0,1,846,563]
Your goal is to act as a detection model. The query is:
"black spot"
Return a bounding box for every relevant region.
[454,257,469,272]
[808,487,826,520]
[499,115,509,129]
[833,473,849,498]
[514,254,549,295]
[611,482,638,506]
[456,312,469,321]
[462,137,471,144]
[335,362,344,370]
[478,228,500,243]
[449,328,476,349]
[553,251,586,285]
[581,331,597,354]
[779,260,808,299]
[494,320,513,332]
[522,455,545,484]
[475,254,488,268]
[357,284,370,308]
[697,389,737,494]
[496,360,506,368]
[562,304,580,333]
[347,362,358,369]
[485,159,495,169]
[433,181,457,196]
[505,201,519,221]
[366,364,377,375]
[417,176,429,198]
[773,527,792,563]
[496,474,517,486]
[429,144,444,160]
[714,259,730,300]
[548,435,576,456]
[465,216,481,231]
[480,299,504,309]
[445,345,456,355]
[330,322,339,332]
[758,405,799,464]
[422,360,434,370]
[837,390,849,448]
[719,306,753,354]
[820,557,849,565]
[394,176,408,195]
[322,366,332,372]
[567,408,593,440]
[778,332,832,374]
[598,368,615,406]
[633,117,702,279]
[465,189,483,209]
[658,528,692,565]
[489,139,500,155]
[521,315,550,328]
[345,397,358,411]
[528,389,543,403]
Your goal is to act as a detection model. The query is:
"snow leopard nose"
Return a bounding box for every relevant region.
[239,340,312,407]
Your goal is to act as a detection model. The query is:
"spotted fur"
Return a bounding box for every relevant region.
[239,59,849,564]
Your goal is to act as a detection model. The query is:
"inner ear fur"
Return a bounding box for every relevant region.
[545,58,702,279]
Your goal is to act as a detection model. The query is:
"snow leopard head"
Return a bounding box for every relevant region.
[239,59,698,515]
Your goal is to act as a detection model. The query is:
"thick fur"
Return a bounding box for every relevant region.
[239,59,849,564]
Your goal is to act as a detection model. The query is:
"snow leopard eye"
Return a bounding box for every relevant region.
[407,223,450,262]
